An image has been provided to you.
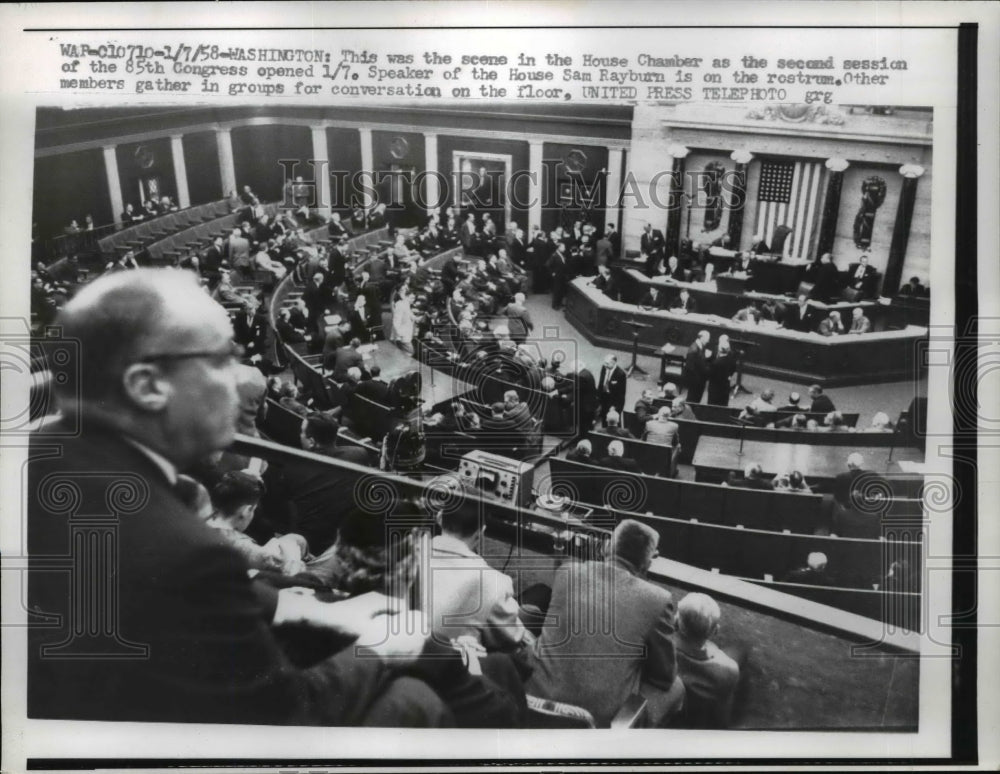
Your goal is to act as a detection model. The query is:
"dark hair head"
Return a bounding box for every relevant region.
[210,471,263,516]
[440,506,483,539]
[303,412,340,447]
[333,507,417,597]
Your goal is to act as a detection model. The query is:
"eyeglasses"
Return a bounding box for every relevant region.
[138,340,244,366]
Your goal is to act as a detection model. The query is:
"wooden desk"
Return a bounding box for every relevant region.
[565,278,927,387]
[691,436,924,486]
[616,268,888,328]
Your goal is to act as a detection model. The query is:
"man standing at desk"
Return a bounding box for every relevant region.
[782,294,815,332]
[641,222,665,277]
[808,252,841,302]
[597,354,627,426]
[749,233,770,254]
[683,330,712,404]
[546,242,572,310]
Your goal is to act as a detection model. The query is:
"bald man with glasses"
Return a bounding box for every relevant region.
[27,269,448,727]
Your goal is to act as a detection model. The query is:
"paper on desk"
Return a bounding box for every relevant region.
[895,460,927,474]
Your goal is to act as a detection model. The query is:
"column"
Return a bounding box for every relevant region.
[664,144,689,256]
[423,132,440,215]
[727,150,754,248]
[358,127,374,209]
[215,127,237,197]
[605,146,624,232]
[169,135,191,209]
[884,165,925,296]
[815,157,850,257]
[103,145,125,228]
[310,125,332,219]
[528,140,544,233]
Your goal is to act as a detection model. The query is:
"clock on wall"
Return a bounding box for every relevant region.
[389,136,410,160]
[134,145,156,170]
[564,148,587,175]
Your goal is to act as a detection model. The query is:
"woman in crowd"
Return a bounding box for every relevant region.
[391,284,416,354]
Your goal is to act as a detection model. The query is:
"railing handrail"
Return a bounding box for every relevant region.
[230,432,920,653]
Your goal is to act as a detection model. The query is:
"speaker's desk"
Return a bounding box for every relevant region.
[564,278,927,387]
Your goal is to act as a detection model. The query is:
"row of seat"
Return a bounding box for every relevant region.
[685,401,861,427]
[151,203,285,264]
[98,199,234,256]
[623,410,909,452]
[549,456,924,537]
[622,500,921,595]
[549,456,827,534]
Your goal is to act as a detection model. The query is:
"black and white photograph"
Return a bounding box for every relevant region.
[1,3,997,772]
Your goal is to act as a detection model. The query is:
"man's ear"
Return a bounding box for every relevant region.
[121,363,172,412]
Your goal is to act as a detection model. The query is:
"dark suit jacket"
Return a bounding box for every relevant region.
[526,557,677,727]
[833,468,867,509]
[783,303,815,332]
[201,245,225,275]
[327,248,347,286]
[322,327,346,362]
[684,342,710,383]
[670,295,698,314]
[276,319,307,345]
[810,261,841,301]
[847,262,878,295]
[233,311,269,355]
[641,229,665,258]
[597,455,642,473]
[546,251,570,279]
[639,289,667,309]
[575,368,599,418]
[354,377,392,406]
[331,346,365,382]
[809,394,836,415]
[328,220,352,239]
[597,364,627,412]
[440,257,462,291]
[27,421,389,724]
[303,282,332,323]
[508,237,527,268]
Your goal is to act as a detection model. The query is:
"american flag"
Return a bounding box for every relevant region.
[755,159,823,260]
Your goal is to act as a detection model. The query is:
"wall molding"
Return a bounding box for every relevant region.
[34,116,631,160]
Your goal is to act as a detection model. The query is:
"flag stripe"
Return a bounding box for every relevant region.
[800,163,822,259]
[756,159,822,260]
[790,162,807,258]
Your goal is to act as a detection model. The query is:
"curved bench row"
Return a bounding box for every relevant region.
[98,198,233,255]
